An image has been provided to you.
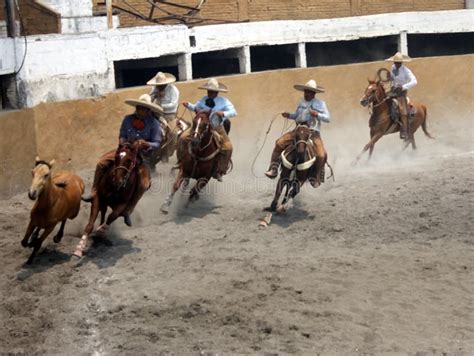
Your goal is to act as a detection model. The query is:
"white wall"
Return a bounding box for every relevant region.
[0,38,16,75]
[5,9,474,108]
[37,0,93,17]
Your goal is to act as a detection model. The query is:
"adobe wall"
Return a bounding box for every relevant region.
[98,0,465,27]
[0,54,472,199]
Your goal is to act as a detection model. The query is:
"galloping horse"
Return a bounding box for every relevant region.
[357,69,433,161]
[73,141,149,257]
[22,157,85,264]
[266,125,329,213]
[160,111,226,213]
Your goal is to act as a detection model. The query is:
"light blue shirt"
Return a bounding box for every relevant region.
[289,98,330,132]
[187,95,237,127]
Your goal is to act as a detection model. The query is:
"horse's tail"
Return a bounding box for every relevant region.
[421,105,434,139]
[81,194,94,203]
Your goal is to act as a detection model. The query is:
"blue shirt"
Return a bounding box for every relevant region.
[187,95,237,127]
[289,98,330,132]
[119,114,161,150]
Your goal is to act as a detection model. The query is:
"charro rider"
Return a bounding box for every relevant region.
[264,79,330,188]
[147,71,180,161]
[181,78,237,181]
[386,51,417,140]
[87,94,162,226]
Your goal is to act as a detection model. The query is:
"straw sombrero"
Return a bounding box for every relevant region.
[294,79,325,93]
[198,78,228,92]
[146,72,176,86]
[125,94,164,115]
[385,52,412,63]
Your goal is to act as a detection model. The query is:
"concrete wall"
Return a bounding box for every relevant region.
[6,10,474,108]
[100,0,465,27]
[1,54,472,199]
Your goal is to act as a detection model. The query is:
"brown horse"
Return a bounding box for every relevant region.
[357,73,433,162]
[266,125,325,213]
[160,111,224,213]
[73,141,149,257]
[22,157,85,264]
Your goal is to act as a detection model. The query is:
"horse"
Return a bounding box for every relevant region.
[160,111,227,213]
[356,69,433,162]
[266,125,327,213]
[22,157,85,264]
[73,141,149,258]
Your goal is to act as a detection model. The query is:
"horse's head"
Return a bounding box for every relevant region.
[113,142,139,190]
[360,79,386,107]
[190,111,211,149]
[29,157,55,200]
[294,125,312,163]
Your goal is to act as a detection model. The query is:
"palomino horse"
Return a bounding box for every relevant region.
[160,111,226,213]
[266,125,330,213]
[73,141,150,257]
[357,70,433,162]
[22,157,85,264]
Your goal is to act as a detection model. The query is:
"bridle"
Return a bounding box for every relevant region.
[188,112,219,161]
[362,83,388,109]
[113,145,139,189]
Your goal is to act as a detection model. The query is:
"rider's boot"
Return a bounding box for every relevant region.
[399,114,408,140]
[310,156,325,188]
[265,146,283,179]
[214,150,232,182]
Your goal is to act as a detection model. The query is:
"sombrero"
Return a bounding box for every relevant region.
[294,79,325,93]
[146,72,176,86]
[125,94,164,115]
[198,78,228,92]
[385,52,412,63]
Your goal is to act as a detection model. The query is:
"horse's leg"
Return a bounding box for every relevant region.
[96,203,128,235]
[73,195,100,258]
[356,132,385,162]
[99,203,107,225]
[267,177,285,212]
[26,225,55,265]
[53,220,66,243]
[28,227,41,247]
[21,220,37,248]
[189,177,209,203]
[411,136,417,150]
[160,170,185,214]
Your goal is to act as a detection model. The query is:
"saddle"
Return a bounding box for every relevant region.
[390,97,416,123]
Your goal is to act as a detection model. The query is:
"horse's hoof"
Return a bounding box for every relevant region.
[96,224,109,236]
[276,206,287,215]
[53,235,63,243]
[160,205,169,214]
[72,250,83,259]
[21,240,28,248]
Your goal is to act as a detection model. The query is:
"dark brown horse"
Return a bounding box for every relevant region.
[266,125,321,213]
[73,141,149,257]
[357,73,433,162]
[160,111,224,213]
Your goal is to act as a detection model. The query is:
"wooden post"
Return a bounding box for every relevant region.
[106,0,113,29]
[5,0,18,37]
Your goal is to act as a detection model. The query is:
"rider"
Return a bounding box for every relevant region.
[264,79,330,188]
[147,72,180,161]
[181,78,237,182]
[385,52,417,140]
[88,94,162,226]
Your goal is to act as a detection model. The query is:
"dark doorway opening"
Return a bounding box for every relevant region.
[408,32,474,58]
[114,55,180,89]
[192,49,240,79]
[306,35,398,67]
[250,44,297,72]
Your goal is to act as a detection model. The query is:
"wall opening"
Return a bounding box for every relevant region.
[0,74,17,110]
[250,44,297,72]
[114,54,180,89]
[408,32,474,58]
[306,35,398,67]
[192,49,240,79]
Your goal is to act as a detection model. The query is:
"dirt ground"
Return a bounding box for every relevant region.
[0,105,473,354]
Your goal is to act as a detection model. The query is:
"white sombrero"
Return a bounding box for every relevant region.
[385,52,412,63]
[198,78,228,93]
[146,72,176,86]
[125,94,164,115]
[294,79,325,93]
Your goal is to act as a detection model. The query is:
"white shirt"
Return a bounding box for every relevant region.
[149,84,179,114]
[391,64,417,91]
[289,97,330,132]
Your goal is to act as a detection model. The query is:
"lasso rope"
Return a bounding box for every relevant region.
[251,113,288,178]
